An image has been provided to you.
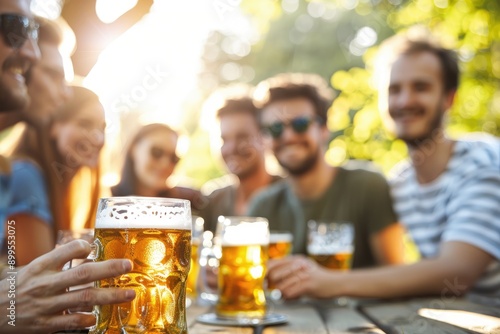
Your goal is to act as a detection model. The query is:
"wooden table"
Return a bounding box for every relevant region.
[187,297,499,334]
[56,296,499,333]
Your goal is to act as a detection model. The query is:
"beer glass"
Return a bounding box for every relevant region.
[307,220,354,270]
[186,215,204,303]
[267,231,293,292]
[216,216,269,319]
[89,197,191,334]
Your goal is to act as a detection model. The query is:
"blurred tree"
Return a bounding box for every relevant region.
[322,0,500,172]
[194,0,499,184]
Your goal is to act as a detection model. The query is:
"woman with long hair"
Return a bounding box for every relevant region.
[111,123,207,212]
[7,86,105,265]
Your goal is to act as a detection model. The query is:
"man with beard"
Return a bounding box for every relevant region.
[248,73,404,269]
[201,85,281,233]
[266,33,500,306]
[0,2,135,332]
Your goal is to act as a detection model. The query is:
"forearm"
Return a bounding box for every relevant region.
[333,259,473,299]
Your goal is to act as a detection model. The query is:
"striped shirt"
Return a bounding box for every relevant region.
[390,138,500,306]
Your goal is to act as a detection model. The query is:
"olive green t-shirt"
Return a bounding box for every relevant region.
[247,166,398,268]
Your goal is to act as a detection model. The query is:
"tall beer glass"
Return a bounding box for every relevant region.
[307,220,354,270]
[89,197,191,334]
[216,217,269,319]
[186,215,204,303]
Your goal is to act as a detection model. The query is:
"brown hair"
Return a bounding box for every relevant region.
[375,28,459,94]
[253,73,334,126]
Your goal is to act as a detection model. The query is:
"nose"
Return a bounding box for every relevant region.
[19,37,41,63]
[395,87,417,109]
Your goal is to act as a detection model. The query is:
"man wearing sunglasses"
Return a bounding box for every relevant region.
[0,1,135,333]
[201,85,281,233]
[248,73,404,269]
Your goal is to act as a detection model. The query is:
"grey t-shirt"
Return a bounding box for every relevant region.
[247,166,398,268]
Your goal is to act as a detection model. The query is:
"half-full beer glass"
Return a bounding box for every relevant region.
[89,197,191,334]
[216,217,269,319]
[307,220,354,270]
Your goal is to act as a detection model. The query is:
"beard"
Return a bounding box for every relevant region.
[277,146,320,176]
[393,100,446,149]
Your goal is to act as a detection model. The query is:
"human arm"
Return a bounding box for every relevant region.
[7,214,54,266]
[268,241,493,300]
[370,223,406,265]
[7,161,55,265]
[0,239,135,333]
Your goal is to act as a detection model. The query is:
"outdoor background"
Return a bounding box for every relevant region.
[29,0,500,188]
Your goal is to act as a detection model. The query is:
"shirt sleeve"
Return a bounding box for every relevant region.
[6,161,53,225]
[361,170,399,236]
[442,166,500,260]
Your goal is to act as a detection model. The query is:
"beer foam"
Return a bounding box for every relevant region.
[220,221,269,246]
[269,232,293,243]
[95,197,191,229]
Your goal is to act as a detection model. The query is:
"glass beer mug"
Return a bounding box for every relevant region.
[307,220,354,270]
[89,197,191,334]
[216,216,269,319]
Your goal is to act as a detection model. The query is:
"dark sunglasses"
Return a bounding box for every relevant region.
[262,116,318,139]
[0,13,39,49]
[150,146,180,164]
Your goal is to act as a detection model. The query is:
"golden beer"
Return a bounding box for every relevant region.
[186,241,199,296]
[215,217,269,319]
[90,197,191,334]
[268,233,293,259]
[217,244,268,318]
[309,251,353,270]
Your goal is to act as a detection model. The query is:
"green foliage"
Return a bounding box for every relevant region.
[320,0,500,172]
[193,0,500,185]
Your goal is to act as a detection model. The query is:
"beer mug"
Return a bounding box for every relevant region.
[186,215,204,303]
[216,216,269,319]
[89,197,191,334]
[267,231,293,292]
[307,220,354,270]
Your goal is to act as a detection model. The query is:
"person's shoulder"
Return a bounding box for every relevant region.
[340,160,390,186]
[456,135,500,168]
[251,179,288,203]
[201,174,238,196]
[11,159,45,184]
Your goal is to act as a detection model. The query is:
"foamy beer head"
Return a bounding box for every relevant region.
[216,216,269,319]
[307,221,354,270]
[90,197,191,334]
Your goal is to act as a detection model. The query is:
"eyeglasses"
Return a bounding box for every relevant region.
[150,146,180,164]
[0,14,39,49]
[262,116,318,139]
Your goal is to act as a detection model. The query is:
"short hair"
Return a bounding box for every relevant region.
[204,84,258,124]
[375,27,459,93]
[253,73,334,125]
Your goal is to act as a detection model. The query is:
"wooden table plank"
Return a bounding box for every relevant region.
[263,300,328,334]
[359,297,499,334]
[187,299,329,334]
[315,299,384,334]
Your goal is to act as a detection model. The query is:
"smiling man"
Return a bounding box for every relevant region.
[248,73,405,269]
[201,85,280,233]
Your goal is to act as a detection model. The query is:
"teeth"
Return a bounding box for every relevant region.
[10,67,23,75]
